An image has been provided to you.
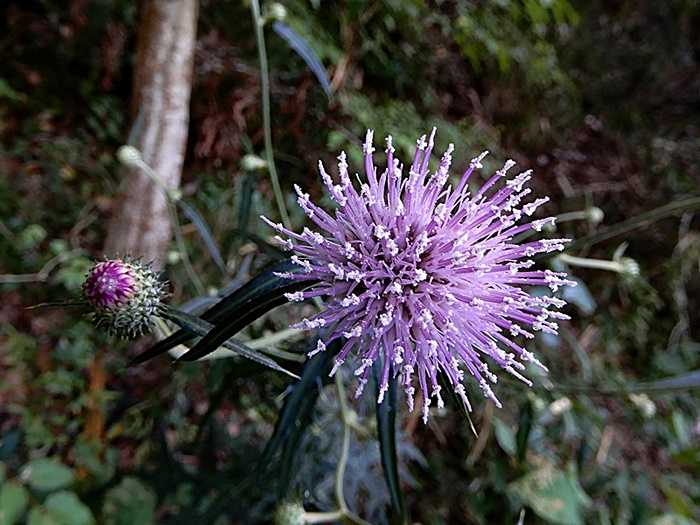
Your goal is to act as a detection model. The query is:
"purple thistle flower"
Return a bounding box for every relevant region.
[263,129,575,421]
[83,260,137,309]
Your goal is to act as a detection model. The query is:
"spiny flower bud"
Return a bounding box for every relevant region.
[83,259,166,339]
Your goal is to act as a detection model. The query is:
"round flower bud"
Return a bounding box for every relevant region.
[116,145,143,168]
[241,153,267,172]
[585,206,604,226]
[267,3,287,21]
[273,501,306,525]
[83,259,166,339]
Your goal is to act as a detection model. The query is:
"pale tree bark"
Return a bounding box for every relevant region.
[105,0,198,268]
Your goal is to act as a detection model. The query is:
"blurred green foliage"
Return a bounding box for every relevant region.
[1,0,699,523]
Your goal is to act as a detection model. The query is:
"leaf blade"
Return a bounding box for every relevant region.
[272,21,332,97]
[130,259,313,364]
[161,306,299,379]
[177,200,227,275]
[374,365,406,524]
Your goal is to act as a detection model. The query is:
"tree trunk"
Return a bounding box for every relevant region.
[105,0,198,268]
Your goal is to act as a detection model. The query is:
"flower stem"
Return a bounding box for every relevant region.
[334,373,351,515]
[555,210,588,222]
[250,0,291,230]
[557,253,626,273]
[245,327,302,349]
[120,150,206,294]
[303,511,345,524]
[565,195,700,252]
[333,374,373,525]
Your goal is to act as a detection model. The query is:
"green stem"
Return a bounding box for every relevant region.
[565,195,700,252]
[304,511,345,524]
[168,200,207,295]
[245,327,302,349]
[334,373,351,515]
[555,210,588,222]
[250,0,291,229]
[557,253,626,273]
[254,345,305,362]
[125,152,206,294]
[333,374,373,525]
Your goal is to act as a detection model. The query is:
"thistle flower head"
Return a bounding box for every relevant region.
[264,129,575,421]
[83,260,137,309]
[83,258,165,339]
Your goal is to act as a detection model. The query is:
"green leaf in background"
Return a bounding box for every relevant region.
[26,507,59,525]
[21,459,74,492]
[650,514,698,525]
[44,492,95,525]
[0,481,29,525]
[71,440,117,487]
[561,277,596,315]
[549,369,700,396]
[509,463,591,525]
[0,78,24,102]
[493,417,517,456]
[102,477,156,525]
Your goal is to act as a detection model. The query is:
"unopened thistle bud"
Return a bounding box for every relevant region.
[83,259,166,339]
[116,145,143,168]
[585,206,604,226]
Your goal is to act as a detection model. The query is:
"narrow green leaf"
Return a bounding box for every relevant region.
[565,195,700,252]
[131,259,313,364]
[177,277,314,362]
[516,401,533,463]
[177,200,226,275]
[237,174,254,236]
[374,365,406,524]
[632,370,700,392]
[272,21,332,97]
[259,341,339,496]
[442,375,478,437]
[161,307,299,379]
[545,369,700,396]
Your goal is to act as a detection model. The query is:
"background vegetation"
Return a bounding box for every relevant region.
[1,0,699,523]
